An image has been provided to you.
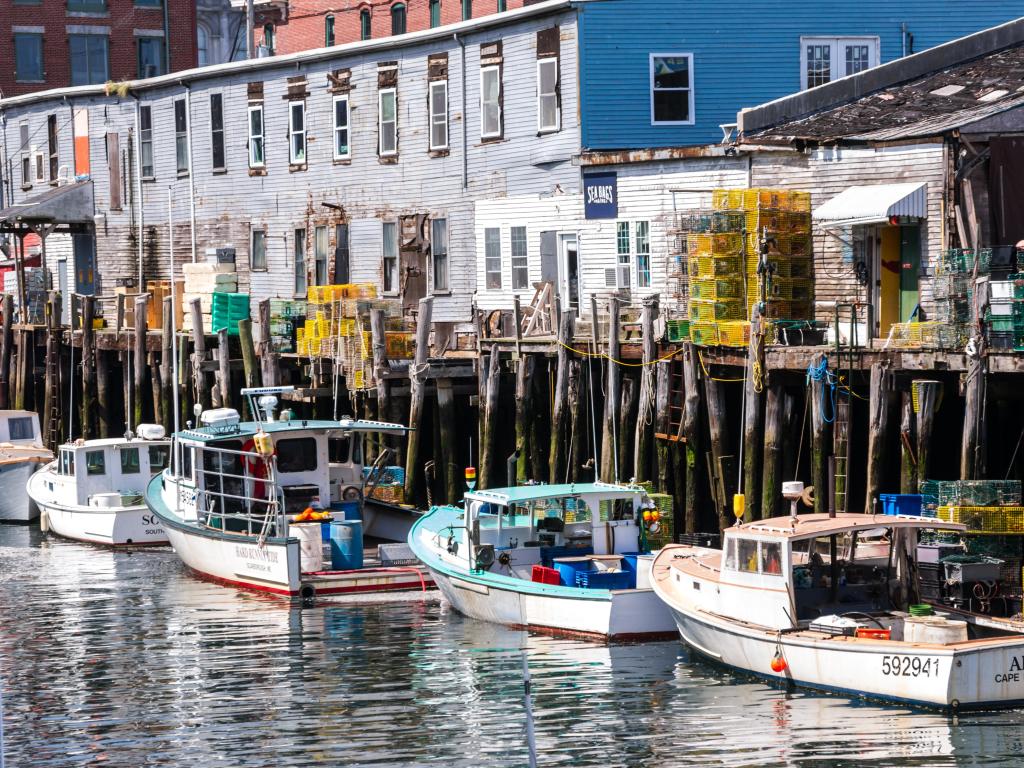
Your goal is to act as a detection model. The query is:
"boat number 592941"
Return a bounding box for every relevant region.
[881,655,940,677]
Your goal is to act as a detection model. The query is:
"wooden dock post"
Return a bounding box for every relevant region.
[479,344,501,489]
[42,292,61,447]
[681,344,702,533]
[600,298,621,483]
[900,391,916,494]
[96,348,111,438]
[634,296,658,483]
[369,308,391,422]
[189,298,209,409]
[809,353,832,515]
[548,309,572,483]
[742,308,765,520]
[914,380,942,488]
[436,378,458,504]
[14,329,28,410]
[654,356,671,494]
[257,299,280,387]
[865,363,891,513]
[0,294,13,409]
[81,296,96,439]
[961,357,987,480]
[567,358,583,483]
[133,295,149,428]
[160,297,174,432]
[618,374,638,483]
[704,372,732,531]
[403,296,432,501]
[216,328,231,411]
[761,383,784,520]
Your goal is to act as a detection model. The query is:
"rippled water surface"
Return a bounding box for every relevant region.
[3,526,1024,767]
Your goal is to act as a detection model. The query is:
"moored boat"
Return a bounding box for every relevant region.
[27,426,171,546]
[146,386,432,599]
[408,482,677,641]
[0,410,54,523]
[651,498,1024,710]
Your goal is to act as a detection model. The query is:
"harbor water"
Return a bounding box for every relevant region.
[2,525,1024,767]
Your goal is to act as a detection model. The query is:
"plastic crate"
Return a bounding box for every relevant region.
[880,493,923,517]
[575,570,633,590]
[531,565,561,585]
[937,506,1024,534]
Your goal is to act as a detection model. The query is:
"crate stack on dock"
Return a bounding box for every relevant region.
[181,262,239,335]
[267,298,305,354]
[985,274,1024,350]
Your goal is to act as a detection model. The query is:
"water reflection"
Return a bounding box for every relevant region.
[2,527,1024,767]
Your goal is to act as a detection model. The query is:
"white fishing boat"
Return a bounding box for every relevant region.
[0,410,54,523]
[651,487,1024,710]
[27,426,172,546]
[146,386,431,599]
[408,483,677,641]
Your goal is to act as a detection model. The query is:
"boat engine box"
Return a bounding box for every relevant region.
[917,542,966,564]
[809,614,863,636]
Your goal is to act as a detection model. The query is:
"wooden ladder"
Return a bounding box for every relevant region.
[833,398,851,514]
[656,356,686,442]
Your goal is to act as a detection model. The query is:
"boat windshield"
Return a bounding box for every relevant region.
[791,530,894,620]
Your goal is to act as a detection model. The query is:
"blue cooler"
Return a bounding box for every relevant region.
[330,519,364,570]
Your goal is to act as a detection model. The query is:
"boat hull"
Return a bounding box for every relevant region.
[362,499,420,542]
[0,461,41,522]
[42,502,168,546]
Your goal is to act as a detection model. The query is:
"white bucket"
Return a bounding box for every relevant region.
[635,554,656,589]
[289,523,323,574]
[904,616,968,644]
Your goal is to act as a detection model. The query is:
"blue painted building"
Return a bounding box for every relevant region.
[576,0,1024,148]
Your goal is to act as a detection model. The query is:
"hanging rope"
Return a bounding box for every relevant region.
[554,338,679,368]
[697,350,745,383]
[806,357,837,424]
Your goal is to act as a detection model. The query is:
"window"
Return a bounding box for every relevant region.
[251,229,267,271]
[149,445,170,472]
[379,88,397,156]
[650,54,693,124]
[174,99,189,174]
[86,450,106,476]
[737,538,758,573]
[69,34,109,86]
[484,227,502,290]
[382,221,399,293]
[19,124,30,188]
[480,66,502,139]
[276,438,318,472]
[510,226,528,290]
[294,229,307,295]
[248,105,265,168]
[47,115,59,182]
[462,0,471,20]
[315,226,329,285]
[431,218,448,293]
[262,24,275,55]
[333,95,350,159]
[635,221,651,288]
[497,0,505,10]
[537,58,559,132]
[800,37,879,90]
[429,0,441,27]
[140,106,154,178]
[14,34,43,83]
[137,37,165,79]
[391,3,406,35]
[360,8,372,40]
[289,102,306,165]
[615,222,632,289]
[614,221,651,289]
[121,448,141,474]
[210,94,225,171]
[762,541,783,575]
[197,24,210,66]
[8,417,34,441]
[429,81,448,150]
[335,223,350,283]
[59,449,75,476]
[325,14,335,46]
[68,0,105,10]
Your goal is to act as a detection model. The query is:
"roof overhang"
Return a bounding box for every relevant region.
[0,180,95,232]
[812,182,927,228]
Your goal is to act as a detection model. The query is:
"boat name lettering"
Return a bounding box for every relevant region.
[881,655,939,678]
[236,545,279,564]
[145,528,165,536]
[996,656,1024,684]
[142,514,158,526]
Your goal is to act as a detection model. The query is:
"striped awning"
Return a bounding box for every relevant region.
[813,182,927,227]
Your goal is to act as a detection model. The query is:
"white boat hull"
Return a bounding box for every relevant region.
[0,461,41,522]
[41,502,168,546]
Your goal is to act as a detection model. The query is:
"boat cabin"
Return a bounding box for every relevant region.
[0,410,44,446]
[44,431,171,507]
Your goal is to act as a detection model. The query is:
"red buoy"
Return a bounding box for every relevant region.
[770,651,788,673]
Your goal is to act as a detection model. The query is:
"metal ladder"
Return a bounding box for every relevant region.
[830,303,869,515]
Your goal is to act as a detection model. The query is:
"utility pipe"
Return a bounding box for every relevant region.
[133,97,144,290]
[183,84,197,263]
[455,33,468,189]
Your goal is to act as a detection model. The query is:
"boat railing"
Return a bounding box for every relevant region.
[189,442,287,538]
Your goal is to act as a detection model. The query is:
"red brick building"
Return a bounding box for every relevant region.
[2,0,197,97]
[254,0,527,56]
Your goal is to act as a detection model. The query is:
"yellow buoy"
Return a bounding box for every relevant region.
[253,430,274,456]
[732,493,745,521]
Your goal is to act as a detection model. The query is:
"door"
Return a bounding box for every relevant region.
[334,223,350,284]
[877,226,900,337]
[72,232,96,296]
[899,225,921,323]
[559,234,580,316]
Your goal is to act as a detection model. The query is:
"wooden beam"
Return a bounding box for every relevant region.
[548,308,573,483]
[404,297,433,501]
[600,297,621,483]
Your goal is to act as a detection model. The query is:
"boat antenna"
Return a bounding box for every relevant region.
[168,186,180,436]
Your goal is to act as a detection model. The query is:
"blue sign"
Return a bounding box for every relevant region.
[584,172,617,219]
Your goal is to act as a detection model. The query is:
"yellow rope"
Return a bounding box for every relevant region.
[697,350,746,383]
[553,339,681,368]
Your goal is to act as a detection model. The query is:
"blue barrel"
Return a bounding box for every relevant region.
[340,500,361,520]
[330,519,364,570]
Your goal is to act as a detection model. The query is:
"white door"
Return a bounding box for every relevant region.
[559,234,580,316]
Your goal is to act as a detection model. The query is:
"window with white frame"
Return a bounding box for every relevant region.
[635,221,651,288]
[800,36,879,90]
[650,53,693,125]
[613,221,652,289]
[431,218,449,293]
[480,66,502,139]
[251,228,268,271]
[379,88,397,156]
[615,222,632,289]
[289,102,306,164]
[294,228,307,296]
[537,58,559,132]
[429,81,448,151]
[383,221,399,293]
[510,226,529,290]
[333,95,350,159]
[174,99,189,173]
[315,225,329,285]
[248,105,265,168]
[484,227,502,289]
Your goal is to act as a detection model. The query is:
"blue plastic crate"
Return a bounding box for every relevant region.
[880,493,923,517]
[575,570,633,590]
[554,559,587,587]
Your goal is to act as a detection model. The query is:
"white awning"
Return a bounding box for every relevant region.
[812,182,927,227]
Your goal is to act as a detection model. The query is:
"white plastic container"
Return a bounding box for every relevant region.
[289,523,324,573]
[89,492,122,508]
[635,554,656,589]
[592,520,641,555]
[904,616,968,644]
[990,280,1015,300]
[136,423,166,440]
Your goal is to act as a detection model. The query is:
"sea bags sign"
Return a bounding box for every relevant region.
[584,172,617,219]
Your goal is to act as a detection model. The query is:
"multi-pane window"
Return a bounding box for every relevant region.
[382,222,399,294]
[294,229,307,295]
[47,115,58,182]
[251,229,267,271]
[14,34,43,83]
[800,37,879,90]
[635,221,651,288]
[140,106,154,178]
[379,89,397,156]
[650,54,693,124]
[484,227,502,290]
[332,96,350,159]
[360,9,372,40]
[431,218,449,293]
[429,81,448,150]
[262,24,275,55]
[510,226,528,291]
[480,66,502,138]
[248,105,265,168]
[137,37,165,78]
[616,222,631,289]
[174,99,189,174]
[210,94,226,171]
[391,3,406,35]
[537,58,559,132]
[289,102,306,164]
[430,0,441,27]
[69,34,109,86]
[615,221,651,289]
[315,226,329,285]
[325,14,335,46]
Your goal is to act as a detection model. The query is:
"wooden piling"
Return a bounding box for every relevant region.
[238,319,258,418]
[961,357,987,480]
[654,357,671,494]
[900,391,916,494]
[369,308,391,422]
[133,295,149,428]
[42,292,61,448]
[548,309,573,483]
[704,372,732,531]
[0,294,13,409]
[189,298,209,410]
[617,374,638,483]
[742,308,765,520]
[567,358,583,484]
[257,299,280,387]
[600,298,621,483]
[96,349,111,438]
[914,380,942,486]
[436,377,458,504]
[761,383,784,520]
[216,328,231,411]
[479,345,501,489]
[511,352,535,484]
[81,296,96,439]
[403,296,433,501]
[865,363,891,513]
[160,297,174,432]
[681,344,702,534]
[14,329,28,410]
[808,353,832,515]
[634,297,658,483]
